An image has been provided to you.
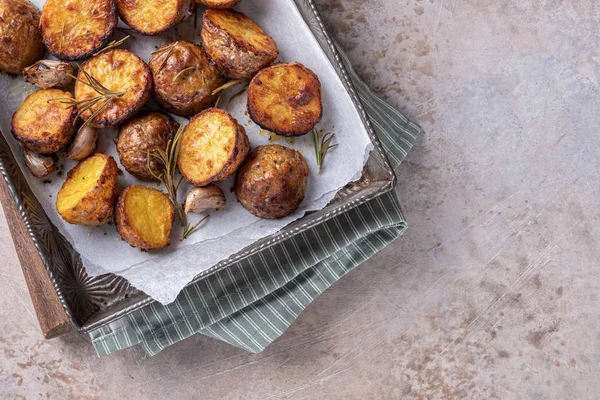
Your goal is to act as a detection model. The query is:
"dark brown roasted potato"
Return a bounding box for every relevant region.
[117,0,196,36]
[0,0,44,74]
[11,89,76,154]
[149,40,226,116]
[22,60,75,89]
[247,62,323,137]
[235,145,308,219]
[201,9,278,79]
[117,112,179,181]
[197,0,240,9]
[41,0,117,60]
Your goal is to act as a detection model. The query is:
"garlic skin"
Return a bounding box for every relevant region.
[22,60,74,89]
[23,150,58,178]
[184,185,226,214]
[65,126,98,161]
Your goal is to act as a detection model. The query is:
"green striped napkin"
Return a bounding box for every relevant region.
[90,44,422,356]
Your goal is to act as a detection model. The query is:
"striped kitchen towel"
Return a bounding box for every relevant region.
[90,44,422,356]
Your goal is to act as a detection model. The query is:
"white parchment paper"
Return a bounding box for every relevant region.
[0,0,372,304]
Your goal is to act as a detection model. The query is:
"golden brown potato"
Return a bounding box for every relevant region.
[149,41,226,116]
[178,108,249,187]
[117,112,179,181]
[201,9,278,79]
[197,0,240,9]
[75,49,152,128]
[56,153,119,226]
[247,62,322,137]
[115,185,174,251]
[117,0,196,36]
[0,0,44,74]
[235,145,308,219]
[41,0,117,61]
[11,89,76,154]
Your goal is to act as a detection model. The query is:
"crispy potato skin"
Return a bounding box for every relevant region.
[201,9,278,79]
[56,153,119,226]
[41,0,117,61]
[235,145,308,219]
[248,62,322,137]
[11,89,76,154]
[197,0,240,9]
[117,112,179,181]
[117,0,192,36]
[0,0,44,74]
[178,108,249,187]
[115,185,174,251]
[75,49,152,128]
[149,40,226,116]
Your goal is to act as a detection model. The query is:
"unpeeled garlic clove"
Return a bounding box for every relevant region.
[22,60,74,89]
[23,150,58,178]
[65,126,98,161]
[184,185,226,214]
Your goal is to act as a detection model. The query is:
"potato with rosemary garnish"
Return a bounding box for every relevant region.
[0,0,44,75]
[197,0,240,9]
[11,89,76,154]
[149,41,226,116]
[201,9,278,79]
[74,49,152,128]
[41,0,117,61]
[117,0,196,36]
[117,112,179,181]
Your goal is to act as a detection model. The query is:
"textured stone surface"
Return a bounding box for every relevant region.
[2,1,599,398]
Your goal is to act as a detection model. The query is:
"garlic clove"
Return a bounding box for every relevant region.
[22,60,75,89]
[65,125,98,161]
[23,149,58,178]
[184,185,226,214]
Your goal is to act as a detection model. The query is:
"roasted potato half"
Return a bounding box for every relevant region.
[11,89,76,154]
[248,62,323,137]
[149,41,226,116]
[235,145,308,219]
[56,153,119,226]
[201,9,278,79]
[115,185,174,251]
[75,49,152,128]
[41,0,117,60]
[0,0,44,74]
[178,108,249,187]
[197,0,240,9]
[117,112,179,181]
[117,0,196,36]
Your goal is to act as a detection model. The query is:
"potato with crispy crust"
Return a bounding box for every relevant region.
[201,9,278,79]
[178,108,249,187]
[0,0,44,74]
[115,185,174,251]
[41,0,117,61]
[248,62,322,137]
[12,89,76,154]
[75,49,152,128]
[235,145,308,219]
[56,153,119,226]
[197,0,240,9]
[117,112,179,181]
[149,41,226,116]
[117,0,196,36]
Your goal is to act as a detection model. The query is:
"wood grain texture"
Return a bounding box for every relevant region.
[0,177,71,339]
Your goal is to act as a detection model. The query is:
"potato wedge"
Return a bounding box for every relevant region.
[197,0,240,9]
[56,153,119,226]
[41,0,117,61]
[201,9,278,79]
[248,62,323,137]
[117,112,179,181]
[235,145,308,219]
[11,89,76,154]
[117,0,196,36]
[115,185,174,251]
[149,41,226,116]
[178,108,249,187]
[75,49,152,128]
[0,0,44,74]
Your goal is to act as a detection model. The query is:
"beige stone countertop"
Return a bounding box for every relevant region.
[2,1,599,398]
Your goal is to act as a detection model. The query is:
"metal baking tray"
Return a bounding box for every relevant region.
[0,0,396,333]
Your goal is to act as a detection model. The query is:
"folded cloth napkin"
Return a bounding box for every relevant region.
[90,44,422,356]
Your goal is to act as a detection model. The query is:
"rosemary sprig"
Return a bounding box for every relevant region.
[211,79,246,96]
[171,66,196,82]
[94,35,131,56]
[214,90,224,108]
[312,129,337,174]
